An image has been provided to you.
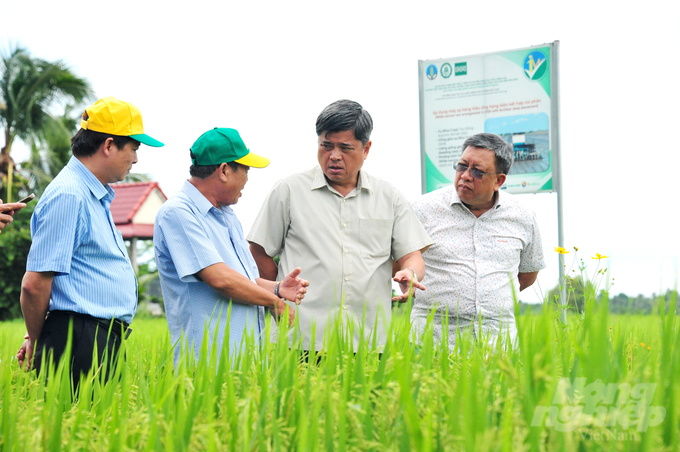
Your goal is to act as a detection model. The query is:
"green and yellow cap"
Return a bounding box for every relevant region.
[190,128,269,168]
[80,96,164,147]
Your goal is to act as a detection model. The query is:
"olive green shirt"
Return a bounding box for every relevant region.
[247,166,432,351]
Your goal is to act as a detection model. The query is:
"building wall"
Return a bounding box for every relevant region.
[133,188,166,224]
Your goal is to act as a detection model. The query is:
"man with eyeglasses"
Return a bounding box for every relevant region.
[411,132,545,350]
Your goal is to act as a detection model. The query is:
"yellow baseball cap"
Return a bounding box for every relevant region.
[80,97,164,147]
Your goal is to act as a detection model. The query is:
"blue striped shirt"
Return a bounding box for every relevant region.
[26,157,138,323]
[154,180,265,364]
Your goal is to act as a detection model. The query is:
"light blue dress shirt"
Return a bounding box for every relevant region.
[26,157,138,323]
[154,180,265,364]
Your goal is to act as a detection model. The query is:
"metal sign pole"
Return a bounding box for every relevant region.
[550,41,567,324]
[418,61,428,195]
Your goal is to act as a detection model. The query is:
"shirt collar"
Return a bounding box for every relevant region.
[493,190,505,209]
[68,156,112,201]
[447,187,504,210]
[310,166,373,194]
[181,180,220,216]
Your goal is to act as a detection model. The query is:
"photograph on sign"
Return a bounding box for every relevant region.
[419,44,556,194]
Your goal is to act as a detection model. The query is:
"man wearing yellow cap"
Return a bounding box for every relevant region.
[17,97,163,388]
[154,128,308,365]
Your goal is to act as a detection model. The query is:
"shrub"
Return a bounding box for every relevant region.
[0,204,34,320]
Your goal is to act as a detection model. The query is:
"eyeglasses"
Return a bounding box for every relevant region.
[454,162,500,180]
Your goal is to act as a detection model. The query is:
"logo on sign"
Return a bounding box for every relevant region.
[523,51,547,80]
[455,62,467,76]
[441,63,452,78]
[426,64,438,80]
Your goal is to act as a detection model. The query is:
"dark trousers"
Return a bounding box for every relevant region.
[33,311,126,390]
[297,350,382,365]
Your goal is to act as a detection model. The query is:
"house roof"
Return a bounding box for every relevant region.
[111,181,167,225]
[116,223,155,240]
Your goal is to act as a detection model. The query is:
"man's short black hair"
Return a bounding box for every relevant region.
[189,152,241,179]
[461,133,514,174]
[315,100,373,146]
[70,129,140,158]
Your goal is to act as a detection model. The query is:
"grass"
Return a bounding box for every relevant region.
[0,295,678,451]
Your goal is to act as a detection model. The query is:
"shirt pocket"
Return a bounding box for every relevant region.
[490,236,523,270]
[359,219,392,258]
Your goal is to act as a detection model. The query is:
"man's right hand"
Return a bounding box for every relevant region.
[0,200,27,233]
[17,333,34,371]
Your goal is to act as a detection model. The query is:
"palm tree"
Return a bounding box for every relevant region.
[21,105,79,195]
[123,172,152,183]
[1,44,92,200]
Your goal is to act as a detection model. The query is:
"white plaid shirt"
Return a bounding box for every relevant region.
[411,187,545,349]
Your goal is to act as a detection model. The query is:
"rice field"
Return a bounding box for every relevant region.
[0,295,678,451]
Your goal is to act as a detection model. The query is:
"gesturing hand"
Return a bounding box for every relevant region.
[392,269,426,303]
[278,267,309,305]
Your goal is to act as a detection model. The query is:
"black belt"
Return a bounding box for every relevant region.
[47,310,132,340]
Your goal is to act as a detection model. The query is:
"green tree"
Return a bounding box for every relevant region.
[123,172,152,183]
[547,275,599,314]
[20,105,79,195]
[609,293,654,315]
[1,44,92,200]
[0,203,34,320]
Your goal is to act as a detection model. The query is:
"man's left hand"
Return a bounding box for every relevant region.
[278,267,309,305]
[392,269,426,303]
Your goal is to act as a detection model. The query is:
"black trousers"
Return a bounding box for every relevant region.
[297,349,382,365]
[33,311,126,390]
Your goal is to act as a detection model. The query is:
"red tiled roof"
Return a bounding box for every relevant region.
[116,223,155,240]
[110,181,167,225]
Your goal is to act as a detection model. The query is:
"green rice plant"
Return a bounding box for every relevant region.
[0,283,679,452]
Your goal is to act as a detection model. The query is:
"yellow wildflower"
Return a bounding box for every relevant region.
[592,253,609,260]
[554,247,569,254]
[641,342,645,347]
[648,346,651,350]
[574,246,579,251]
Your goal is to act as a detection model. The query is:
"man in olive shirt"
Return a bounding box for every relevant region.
[248,100,432,351]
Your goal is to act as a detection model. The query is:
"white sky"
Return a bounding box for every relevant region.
[2,0,679,302]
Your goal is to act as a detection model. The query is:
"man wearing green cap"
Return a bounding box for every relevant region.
[154,128,308,365]
[17,97,163,388]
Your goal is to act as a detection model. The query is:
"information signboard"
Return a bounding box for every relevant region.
[419,42,560,195]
